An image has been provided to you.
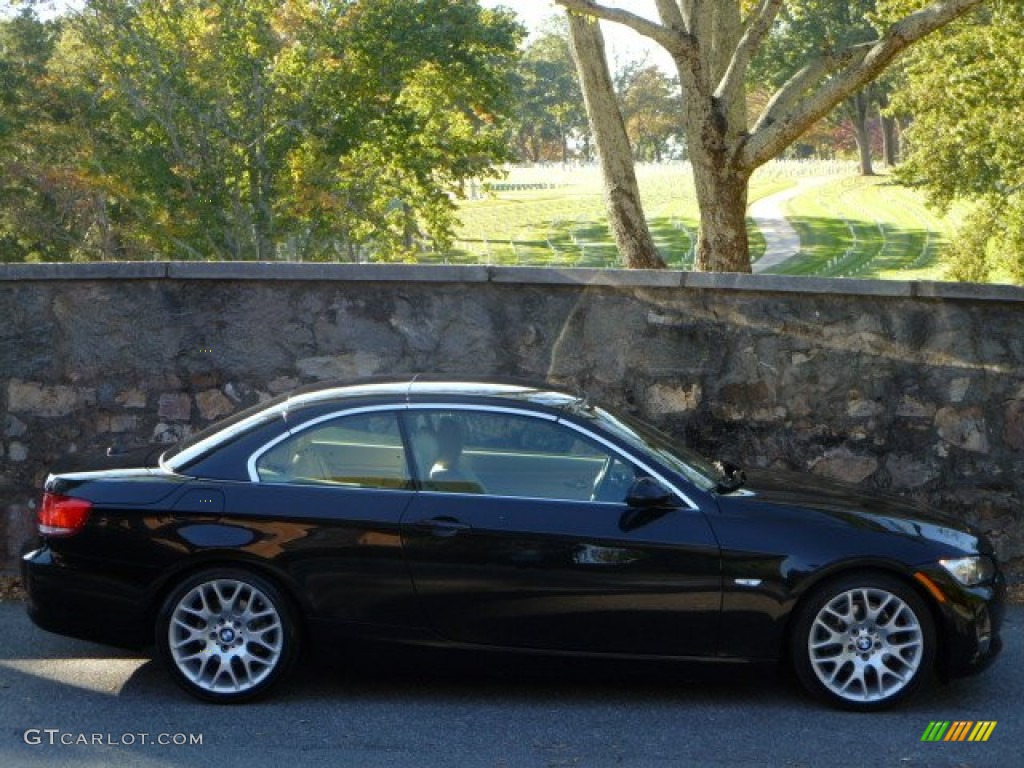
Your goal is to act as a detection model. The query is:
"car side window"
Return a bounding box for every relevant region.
[403,409,639,502]
[255,411,411,489]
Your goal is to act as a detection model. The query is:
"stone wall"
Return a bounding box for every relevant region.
[2,263,1023,571]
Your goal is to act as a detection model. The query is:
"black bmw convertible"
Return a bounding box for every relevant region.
[21,377,1004,709]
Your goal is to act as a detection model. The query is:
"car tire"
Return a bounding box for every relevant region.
[791,573,936,711]
[156,568,299,703]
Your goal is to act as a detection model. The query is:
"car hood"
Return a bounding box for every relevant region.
[719,468,987,555]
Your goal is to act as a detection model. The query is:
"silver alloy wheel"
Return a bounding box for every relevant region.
[167,577,284,695]
[807,586,924,703]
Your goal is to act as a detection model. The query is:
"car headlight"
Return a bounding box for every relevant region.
[939,556,996,586]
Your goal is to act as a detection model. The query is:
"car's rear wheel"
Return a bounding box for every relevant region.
[792,573,935,711]
[156,568,298,703]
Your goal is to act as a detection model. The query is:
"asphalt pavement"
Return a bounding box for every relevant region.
[1,600,1020,768]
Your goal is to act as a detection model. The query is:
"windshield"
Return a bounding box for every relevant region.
[580,406,724,492]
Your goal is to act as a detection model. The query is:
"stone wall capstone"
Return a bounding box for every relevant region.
[2,263,1022,571]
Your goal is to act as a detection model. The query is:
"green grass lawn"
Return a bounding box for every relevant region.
[770,174,949,280]
[435,161,950,280]
[444,163,801,268]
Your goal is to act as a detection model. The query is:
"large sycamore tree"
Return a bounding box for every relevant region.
[555,0,985,272]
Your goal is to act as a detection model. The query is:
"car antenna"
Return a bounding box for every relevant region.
[406,372,421,403]
[567,381,590,413]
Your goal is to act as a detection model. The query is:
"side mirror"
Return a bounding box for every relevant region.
[720,460,744,480]
[714,459,746,493]
[625,476,677,509]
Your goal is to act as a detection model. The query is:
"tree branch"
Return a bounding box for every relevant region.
[749,45,869,137]
[715,0,783,104]
[742,0,985,169]
[553,0,692,56]
[653,0,686,33]
[679,1,697,30]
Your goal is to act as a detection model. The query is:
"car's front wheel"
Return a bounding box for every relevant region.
[156,568,298,703]
[792,573,936,711]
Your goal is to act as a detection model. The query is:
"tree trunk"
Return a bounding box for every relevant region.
[402,202,418,251]
[876,91,899,166]
[692,164,752,273]
[880,116,899,166]
[247,67,275,262]
[566,12,665,269]
[677,8,751,274]
[247,146,276,261]
[851,92,875,176]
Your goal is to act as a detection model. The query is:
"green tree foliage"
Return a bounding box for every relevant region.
[615,62,682,163]
[510,19,587,164]
[890,0,1024,283]
[1,0,522,261]
[750,0,894,175]
[0,9,78,261]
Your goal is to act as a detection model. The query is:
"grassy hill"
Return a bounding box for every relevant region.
[770,175,948,280]
[440,161,949,280]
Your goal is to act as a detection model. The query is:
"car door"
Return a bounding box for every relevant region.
[234,407,421,626]
[399,407,722,657]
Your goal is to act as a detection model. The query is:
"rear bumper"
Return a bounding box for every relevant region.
[21,541,153,649]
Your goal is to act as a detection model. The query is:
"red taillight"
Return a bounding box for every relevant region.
[38,493,93,536]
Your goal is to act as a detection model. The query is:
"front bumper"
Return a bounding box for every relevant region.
[923,565,1006,680]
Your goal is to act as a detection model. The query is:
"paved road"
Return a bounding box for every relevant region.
[1,601,1020,767]
[751,177,837,273]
